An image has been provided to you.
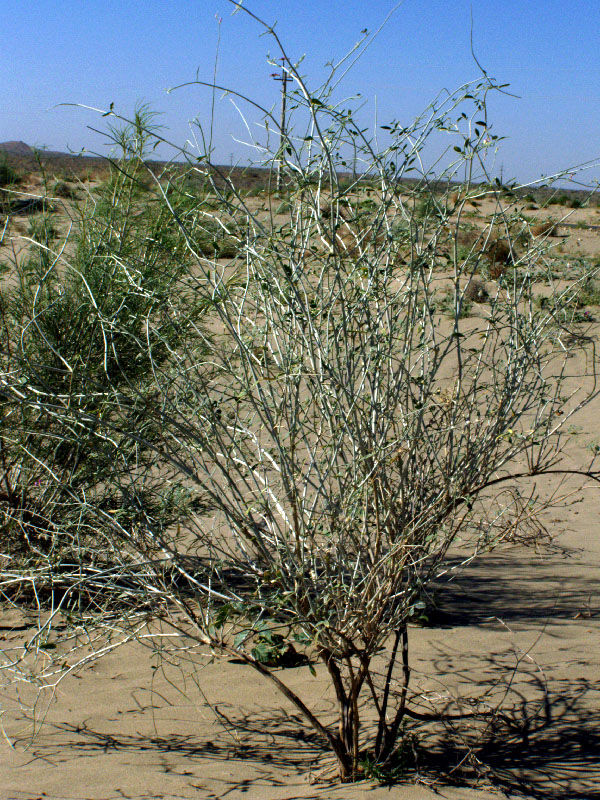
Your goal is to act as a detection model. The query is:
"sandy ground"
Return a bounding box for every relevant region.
[2,190,600,799]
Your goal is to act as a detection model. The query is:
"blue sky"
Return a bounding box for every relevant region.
[2,0,599,184]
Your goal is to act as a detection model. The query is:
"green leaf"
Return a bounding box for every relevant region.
[214,603,233,628]
[251,643,272,663]
[293,631,311,645]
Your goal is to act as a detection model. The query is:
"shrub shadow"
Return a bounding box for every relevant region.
[430,552,599,626]
[414,677,600,799]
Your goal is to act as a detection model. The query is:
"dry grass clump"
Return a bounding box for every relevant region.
[531,221,559,237]
[488,262,508,280]
[318,198,388,257]
[449,189,481,209]
[484,238,512,279]
[464,277,489,303]
[456,228,480,248]
[319,198,351,220]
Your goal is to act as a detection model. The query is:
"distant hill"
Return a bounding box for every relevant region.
[0,141,83,159]
[0,143,272,191]
[0,142,111,182]
[0,141,35,156]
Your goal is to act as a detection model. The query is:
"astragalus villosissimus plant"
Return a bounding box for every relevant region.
[1,5,599,782]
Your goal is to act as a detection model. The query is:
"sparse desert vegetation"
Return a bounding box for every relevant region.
[1,9,600,798]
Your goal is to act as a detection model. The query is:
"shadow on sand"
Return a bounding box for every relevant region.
[18,673,599,799]
[429,551,600,626]
[419,677,600,799]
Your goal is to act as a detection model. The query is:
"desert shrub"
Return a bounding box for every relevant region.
[0,154,20,187]
[437,287,472,317]
[414,195,441,220]
[52,179,79,199]
[0,110,215,594]
[535,278,600,323]
[6,197,48,215]
[27,213,56,242]
[1,11,599,785]
[578,280,600,306]
[547,193,569,206]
